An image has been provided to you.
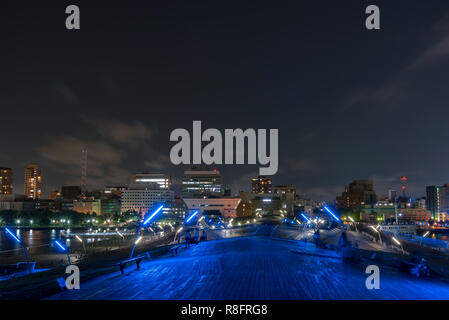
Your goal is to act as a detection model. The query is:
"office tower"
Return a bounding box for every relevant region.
[182,167,223,198]
[0,167,13,195]
[121,186,174,214]
[426,185,449,220]
[251,176,272,194]
[24,163,42,199]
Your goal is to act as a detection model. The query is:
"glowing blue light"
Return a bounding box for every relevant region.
[5,227,21,243]
[186,210,199,223]
[143,205,164,225]
[55,240,67,252]
[324,206,340,222]
[300,213,312,224]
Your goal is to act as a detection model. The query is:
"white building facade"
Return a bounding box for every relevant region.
[121,188,174,215]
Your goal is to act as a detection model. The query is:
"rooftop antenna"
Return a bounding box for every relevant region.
[401,176,407,197]
[81,149,87,199]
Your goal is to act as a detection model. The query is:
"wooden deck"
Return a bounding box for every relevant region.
[47,236,449,300]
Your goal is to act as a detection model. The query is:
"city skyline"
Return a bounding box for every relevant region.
[0,161,440,202]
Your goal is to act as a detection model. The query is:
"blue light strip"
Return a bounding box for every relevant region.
[324,206,340,222]
[5,227,21,243]
[143,205,164,225]
[300,213,312,224]
[186,210,199,223]
[55,240,67,252]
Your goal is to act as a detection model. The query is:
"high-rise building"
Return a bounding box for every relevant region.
[24,163,42,199]
[182,167,223,198]
[0,167,13,195]
[426,185,449,220]
[251,176,272,194]
[131,172,171,190]
[336,180,377,211]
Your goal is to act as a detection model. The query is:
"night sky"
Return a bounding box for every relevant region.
[2,0,449,200]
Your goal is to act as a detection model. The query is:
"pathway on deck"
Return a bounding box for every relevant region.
[48,236,449,300]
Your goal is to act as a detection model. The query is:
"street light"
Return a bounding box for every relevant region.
[369,225,383,245]
[75,235,87,254]
[55,240,71,264]
[392,236,404,255]
[300,213,312,225]
[4,227,29,263]
[348,216,358,232]
[185,210,199,223]
[323,206,341,222]
[130,204,164,259]
[134,236,143,245]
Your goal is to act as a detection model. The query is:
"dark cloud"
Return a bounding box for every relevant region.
[3,1,449,201]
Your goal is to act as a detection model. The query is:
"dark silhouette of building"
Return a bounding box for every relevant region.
[61,186,81,200]
[336,180,377,211]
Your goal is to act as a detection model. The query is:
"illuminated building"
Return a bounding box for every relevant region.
[73,199,101,214]
[426,185,449,220]
[0,167,13,195]
[162,197,188,221]
[182,167,223,198]
[131,172,171,190]
[251,176,272,194]
[24,163,42,199]
[121,186,174,215]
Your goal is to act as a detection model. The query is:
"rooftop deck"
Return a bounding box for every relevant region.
[48,236,449,300]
